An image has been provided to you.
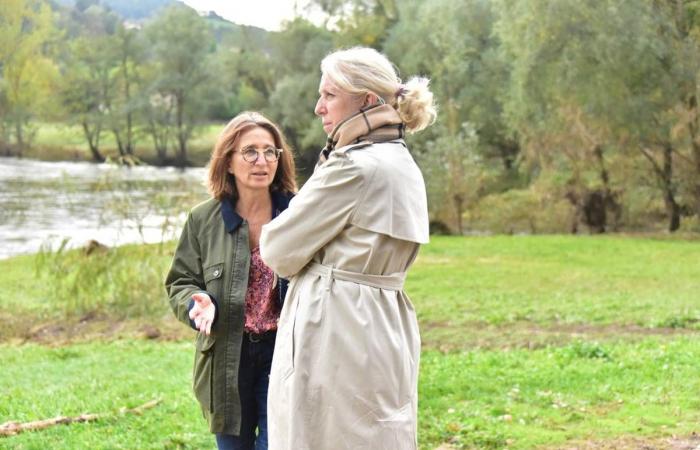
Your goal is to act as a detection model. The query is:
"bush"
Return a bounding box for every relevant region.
[465,188,572,234]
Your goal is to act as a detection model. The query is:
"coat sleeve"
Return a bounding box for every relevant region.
[164,212,208,327]
[260,155,367,278]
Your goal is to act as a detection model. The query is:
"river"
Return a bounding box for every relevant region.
[0,157,208,259]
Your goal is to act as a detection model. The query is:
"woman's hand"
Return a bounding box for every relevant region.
[189,293,216,335]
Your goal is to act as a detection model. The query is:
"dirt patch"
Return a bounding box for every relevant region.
[5,315,700,349]
[539,432,700,450]
[420,320,700,352]
[4,314,192,346]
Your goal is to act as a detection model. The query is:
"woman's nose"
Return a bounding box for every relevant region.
[314,98,324,116]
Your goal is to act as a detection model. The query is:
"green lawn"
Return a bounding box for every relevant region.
[1,235,699,449]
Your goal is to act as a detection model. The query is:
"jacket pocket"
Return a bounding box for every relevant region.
[203,262,224,300]
[192,333,216,413]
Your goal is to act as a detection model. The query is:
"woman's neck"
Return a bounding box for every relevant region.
[236,188,272,220]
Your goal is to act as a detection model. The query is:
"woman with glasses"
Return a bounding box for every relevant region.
[166,111,297,450]
[260,47,437,450]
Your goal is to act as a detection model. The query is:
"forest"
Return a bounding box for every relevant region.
[3,0,700,234]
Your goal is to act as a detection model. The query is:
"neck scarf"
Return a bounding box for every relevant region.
[319,104,404,163]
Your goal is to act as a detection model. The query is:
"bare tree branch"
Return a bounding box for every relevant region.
[0,399,161,437]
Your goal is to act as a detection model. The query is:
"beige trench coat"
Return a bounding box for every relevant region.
[260,139,429,450]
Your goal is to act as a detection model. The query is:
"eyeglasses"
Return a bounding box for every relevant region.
[234,146,283,163]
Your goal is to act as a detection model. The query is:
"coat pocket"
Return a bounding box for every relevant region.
[203,262,224,299]
[277,275,306,381]
[192,333,216,413]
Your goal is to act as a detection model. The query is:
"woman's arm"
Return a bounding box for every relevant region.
[164,212,209,327]
[260,156,367,277]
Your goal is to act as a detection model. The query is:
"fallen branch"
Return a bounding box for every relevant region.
[0,399,161,437]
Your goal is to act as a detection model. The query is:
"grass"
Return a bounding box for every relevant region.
[409,235,700,350]
[1,235,699,449]
[1,339,699,449]
[419,338,700,449]
[0,340,210,449]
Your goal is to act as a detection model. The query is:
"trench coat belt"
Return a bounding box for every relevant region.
[306,261,406,291]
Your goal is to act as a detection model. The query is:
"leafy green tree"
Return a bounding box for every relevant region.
[385,0,517,172]
[55,1,144,162]
[494,0,692,231]
[421,122,483,233]
[209,28,275,120]
[145,4,214,165]
[652,0,700,224]
[309,0,398,48]
[107,25,144,158]
[59,36,114,162]
[0,0,58,155]
[377,0,516,228]
[267,18,334,176]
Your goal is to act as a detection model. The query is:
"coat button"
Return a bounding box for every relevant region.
[213,270,220,277]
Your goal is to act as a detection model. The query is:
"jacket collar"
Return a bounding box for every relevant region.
[220,191,292,233]
[319,103,404,163]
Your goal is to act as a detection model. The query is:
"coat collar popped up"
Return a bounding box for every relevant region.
[320,103,405,163]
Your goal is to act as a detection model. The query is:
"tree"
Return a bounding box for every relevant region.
[267,18,334,176]
[59,36,114,162]
[145,4,214,166]
[0,0,58,155]
[421,122,482,234]
[108,25,143,159]
[309,0,398,48]
[494,0,691,231]
[377,0,517,228]
[385,0,517,172]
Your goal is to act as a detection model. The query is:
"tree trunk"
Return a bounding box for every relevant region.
[661,143,681,232]
[176,92,187,167]
[113,129,126,157]
[496,138,519,172]
[82,122,105,162]
[683,94,700,217]
[453,193,464,235]
[122,52,134,156]
[592,145,621,231]
[15,121,24,157]
[126,110,134,155]
[148,120,168,164]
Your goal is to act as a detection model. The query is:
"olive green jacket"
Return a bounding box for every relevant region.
[165,192,291,435]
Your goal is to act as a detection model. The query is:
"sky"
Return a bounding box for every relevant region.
[179,0,319,31]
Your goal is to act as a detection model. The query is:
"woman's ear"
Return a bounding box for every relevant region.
[364,93,380,107]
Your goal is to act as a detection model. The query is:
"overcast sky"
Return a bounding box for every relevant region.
[179,0,320,31]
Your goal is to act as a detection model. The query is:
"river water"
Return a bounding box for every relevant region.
[0,157,208,259]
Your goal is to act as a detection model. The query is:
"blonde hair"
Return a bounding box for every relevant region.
[207,111,297,200]
[320,47,437,133]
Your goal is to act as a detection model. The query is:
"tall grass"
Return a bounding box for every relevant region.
[32,241,174,318]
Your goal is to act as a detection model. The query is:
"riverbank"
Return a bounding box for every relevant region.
[3,122,224,167]
[2,235,699,448]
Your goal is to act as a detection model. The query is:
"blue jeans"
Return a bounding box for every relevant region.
[215,334,274,450]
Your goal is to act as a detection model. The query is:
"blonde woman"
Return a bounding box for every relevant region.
[260,47,437,450]
[166,112,297,450]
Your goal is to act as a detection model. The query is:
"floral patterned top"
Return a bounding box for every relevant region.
[244,246,280,334]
